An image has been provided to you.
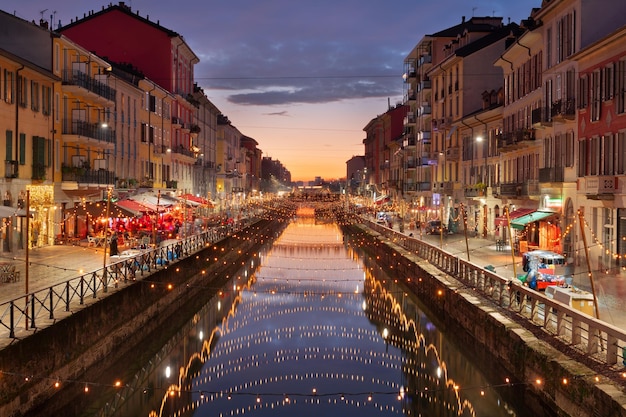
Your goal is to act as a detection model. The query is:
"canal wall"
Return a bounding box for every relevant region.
[346,223,626,417]
[0,218,286,417]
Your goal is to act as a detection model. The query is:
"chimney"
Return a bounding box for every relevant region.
[462,16,465,23]
[39,19,49,29]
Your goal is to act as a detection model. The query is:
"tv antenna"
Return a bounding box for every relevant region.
[472,6,477,16]
[39,9,48,20]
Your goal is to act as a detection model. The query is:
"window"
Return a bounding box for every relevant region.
[565,131,574,168]
[42,85,51,116]
[591,70,602,121]
[618,132,626,174]
[603,64,614,101]
[546,27,552,68]
[578,138,586,177]
[30,80,40,112]
[602,134,614,175]
[616,60,626,114]
[5,130,12,162]
[19,133,26,165]
[557,11,576,63]
[17,75,27,108]
[4,69,14,104]
[578,74,589,109]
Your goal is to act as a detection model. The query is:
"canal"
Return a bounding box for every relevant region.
[60,216,534,416]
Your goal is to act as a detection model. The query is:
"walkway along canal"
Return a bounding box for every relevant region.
[340,216,626,417]
[0,211,291,417]
[55,216,538,416]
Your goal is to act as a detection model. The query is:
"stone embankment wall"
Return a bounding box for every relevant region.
[0,219,285,417]
[346,223,626,417]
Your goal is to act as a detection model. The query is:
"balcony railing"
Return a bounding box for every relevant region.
[417,79,431,92]
[499,182,525,197]
[551,98,576,120]
[531,107,552,127]
[61,168,115,185]
[539,167,564,183]
[171,145,196,158]
[583,176,617,197]
[62,69,116,102]
[63,119,116,144]
[498,128,535,151]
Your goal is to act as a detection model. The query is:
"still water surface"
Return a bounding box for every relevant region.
[102,218,530,417]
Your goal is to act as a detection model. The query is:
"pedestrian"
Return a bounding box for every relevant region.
[110,232,119,256]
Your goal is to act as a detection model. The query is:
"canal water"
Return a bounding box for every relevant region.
[90,216,532,417]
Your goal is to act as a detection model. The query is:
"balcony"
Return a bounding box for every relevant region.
[532,107,552,128]
[403,137,416,147]
[62,119,116,145]
[445,146,459,160]
[418,54,432,67]
[418,105,431,116]
[171,145,196,158]
[61,167,115,185]
[499,182,525,197]
[416,181,432,191]
[539,167,564,183]
[166,180,178,189]
[62,69,116,103]
[582,176,617,199]
[417,79,431,92]
[171,116,182,128]
[551,98,576,122]
[464,186,485,198]
[433,182,453,194]
[406,90,416,101]
[498,128,535,152]
[404,112,416,125]
[418,131,431,143]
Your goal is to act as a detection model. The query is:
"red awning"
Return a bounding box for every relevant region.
[494,208,535,227]
[115,199,157,216]
[179,193,214,207]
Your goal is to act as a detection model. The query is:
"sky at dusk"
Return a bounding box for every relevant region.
[6,0,540,181]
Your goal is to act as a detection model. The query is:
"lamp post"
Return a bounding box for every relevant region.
[102,187,111,293]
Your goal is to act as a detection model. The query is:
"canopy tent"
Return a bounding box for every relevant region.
[511,211,557,230]
[494,208,535,227]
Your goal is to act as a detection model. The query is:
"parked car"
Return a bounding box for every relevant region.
[426,220,446,234]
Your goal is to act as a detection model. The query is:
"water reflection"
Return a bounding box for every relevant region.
[103,217,528,417]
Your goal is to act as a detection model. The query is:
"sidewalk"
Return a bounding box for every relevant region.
[0,238,181,305]
[399,228,626,331]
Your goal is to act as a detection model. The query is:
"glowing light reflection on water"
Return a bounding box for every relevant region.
[113,218,529,417]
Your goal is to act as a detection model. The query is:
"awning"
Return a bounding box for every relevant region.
[179,193,213,207]
[129,193,173,210]
[115,199,156,216]
[0,206,29,218]
[375,195,390,205]
[494,208,535,227]
[511,211,557,230]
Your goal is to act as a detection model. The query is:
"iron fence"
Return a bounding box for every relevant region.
[364,218,626,368]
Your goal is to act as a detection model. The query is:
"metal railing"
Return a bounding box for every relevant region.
[363,218,626,368]
[0,223,249,340]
